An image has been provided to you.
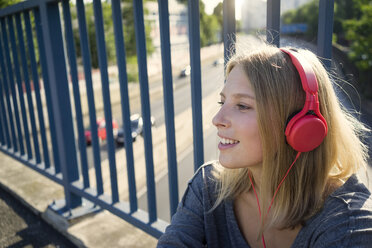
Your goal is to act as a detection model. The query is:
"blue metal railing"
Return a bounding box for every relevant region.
[75,0,103,193]
[62,0,90,189]
[0,0,335,239]
[133,0,157,223]
[188,0,204,172]
[111,0,137,214]
[158,0,179,218]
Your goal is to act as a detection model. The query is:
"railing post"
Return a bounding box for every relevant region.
[111,0,137,213]
[39,2,81,209]
[188,0,204,172]
[0,22,13,150]
[158,0,179,218]
[267,0,281,47]
[133,0,157,223]
[0,74,10,147]
[6,16,25,156]
[13,13,32,158]
[223,0,235,60]
[61,0,89,187]
[0,18,19,153]
[33,7,61,173]
[75,0,103,195]
[317,0,334,69]
[24,11,50,168]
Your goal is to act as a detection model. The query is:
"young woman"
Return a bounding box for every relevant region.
[157,45,372,247]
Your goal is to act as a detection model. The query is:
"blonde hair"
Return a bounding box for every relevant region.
[212,44,370,231]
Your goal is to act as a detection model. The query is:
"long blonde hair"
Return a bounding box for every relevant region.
[212,45,370,231]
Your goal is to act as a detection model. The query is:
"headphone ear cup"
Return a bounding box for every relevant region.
[285,110,301,128]
[286,115,327,152]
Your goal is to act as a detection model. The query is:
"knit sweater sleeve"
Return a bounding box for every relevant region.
[157,166,207,248]
[293,175,372,248]
[312,193,372,248]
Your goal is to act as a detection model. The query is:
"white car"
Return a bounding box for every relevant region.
[179,65,191,77]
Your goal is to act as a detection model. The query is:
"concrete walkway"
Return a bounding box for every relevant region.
[0,153,158,247]
[0,182,77,247]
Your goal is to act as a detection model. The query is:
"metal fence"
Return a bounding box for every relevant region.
[0,0,334,238]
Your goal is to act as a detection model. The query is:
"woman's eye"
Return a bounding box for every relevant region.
[217,101,224,106]
[237,104,250,110]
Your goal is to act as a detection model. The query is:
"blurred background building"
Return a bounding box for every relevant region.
[241,0,312,32]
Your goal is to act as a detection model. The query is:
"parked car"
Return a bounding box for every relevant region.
[179,65,191,77]
[213,58,224,66]
[115,114,156,146]
[85,118,119,145]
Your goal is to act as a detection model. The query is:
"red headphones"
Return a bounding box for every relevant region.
[280,48,328,152]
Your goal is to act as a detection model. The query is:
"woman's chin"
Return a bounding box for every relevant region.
[218,156,262,169]
[218,158,238,169]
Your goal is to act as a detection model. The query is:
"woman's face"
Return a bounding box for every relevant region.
[212,65,263,169]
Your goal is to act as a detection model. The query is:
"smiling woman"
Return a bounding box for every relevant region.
[213,65,263,170]
[157,44,372,248]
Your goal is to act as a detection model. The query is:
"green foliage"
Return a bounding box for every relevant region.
[344,5,372,71]
[343,3,372,97]
[333,0,369,45]
[282,0,370,44]
[70,0,154,79]
[177,0,222,47]
[281,0,319,42]
[0,0,21,9]
[199,1,220,46]
[126,55,139,82]
[282,0,372,98]
[213,2,223,42]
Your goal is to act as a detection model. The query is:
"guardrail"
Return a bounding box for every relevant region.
[0,0,334,238]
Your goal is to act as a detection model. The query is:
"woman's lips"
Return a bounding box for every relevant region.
[218,142,239,150]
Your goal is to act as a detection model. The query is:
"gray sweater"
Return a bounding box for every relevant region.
[158,164,372,247]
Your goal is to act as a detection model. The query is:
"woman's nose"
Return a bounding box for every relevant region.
[212,107,230,128]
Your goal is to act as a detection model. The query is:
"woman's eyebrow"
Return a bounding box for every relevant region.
[219,92,255,100]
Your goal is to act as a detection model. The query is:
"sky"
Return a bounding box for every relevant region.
[203,0,243,20]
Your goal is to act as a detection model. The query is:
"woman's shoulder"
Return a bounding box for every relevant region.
[295,174,372,246]
[188,161,218,186]
[182,161,220,202]
[317,174,372,223]
[328,174,372,210]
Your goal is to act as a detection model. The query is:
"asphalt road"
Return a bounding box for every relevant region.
[84,60,224,167]
[136,61,224,221]
[0,185,77,248]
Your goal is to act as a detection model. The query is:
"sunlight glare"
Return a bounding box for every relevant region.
[235,0,243,20]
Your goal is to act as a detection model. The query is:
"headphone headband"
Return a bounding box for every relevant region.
[280,48,328,152]
[280,48,318,96]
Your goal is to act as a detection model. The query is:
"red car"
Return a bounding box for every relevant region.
[85,118,119,145]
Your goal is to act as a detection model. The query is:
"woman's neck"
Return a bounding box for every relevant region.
[249,167,262,191]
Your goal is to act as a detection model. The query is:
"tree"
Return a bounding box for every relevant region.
[71,0,154,71]
[177,0,221,47]
[282,0,372,98]
[333,0,369,46]
[199,1,220,46]
[281,0,319,42]
[213,2,223,42]
[0,0,20,9]
[343,3,372,97]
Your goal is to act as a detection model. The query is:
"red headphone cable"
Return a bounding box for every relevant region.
[248,151,301,248]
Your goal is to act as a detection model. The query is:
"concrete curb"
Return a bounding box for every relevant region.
[0,151,159,248]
